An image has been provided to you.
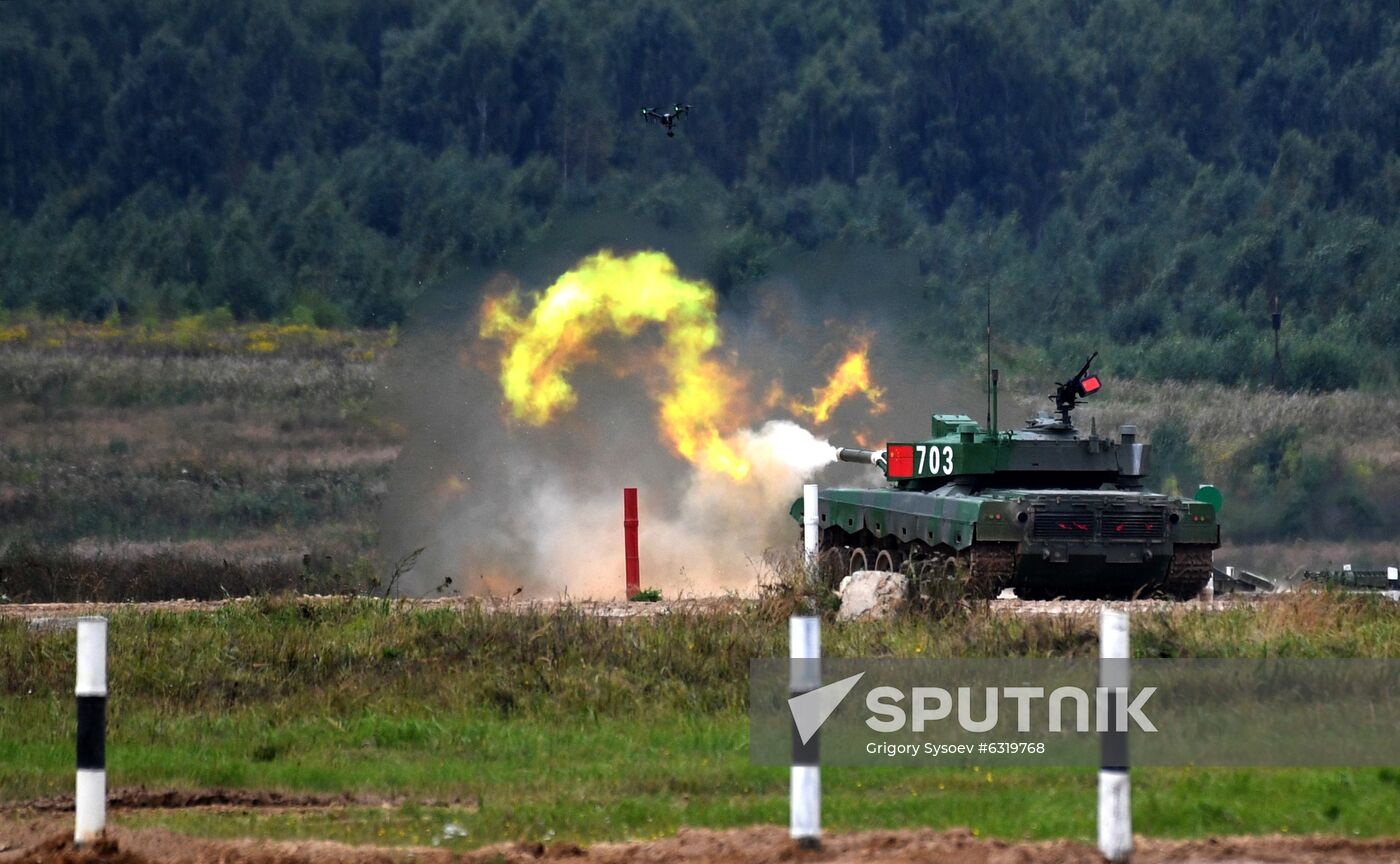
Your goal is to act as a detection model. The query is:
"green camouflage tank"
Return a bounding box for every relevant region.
[791,355,1220,599]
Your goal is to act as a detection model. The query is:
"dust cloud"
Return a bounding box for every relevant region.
[376,222,981,598]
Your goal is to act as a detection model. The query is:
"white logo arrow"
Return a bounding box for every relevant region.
[788,672,865,745]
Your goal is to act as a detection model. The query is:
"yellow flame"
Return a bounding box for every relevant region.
[480,250,751,480]
[791,344,886,424]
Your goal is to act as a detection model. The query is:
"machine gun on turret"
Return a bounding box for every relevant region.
[1051,352,1103,424]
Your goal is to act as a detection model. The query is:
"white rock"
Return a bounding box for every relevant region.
[837,570,908,621]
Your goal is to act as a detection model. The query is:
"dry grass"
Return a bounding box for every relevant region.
[0,318,401,601]
[1009,379,1400,454]
[0,349,381,408]
[0,313,393,359]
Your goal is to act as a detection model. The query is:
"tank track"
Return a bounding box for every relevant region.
[817,530,1212,602]
[812,533,1014,603]
[1156,544,1214,600]
[965,542,1017,599]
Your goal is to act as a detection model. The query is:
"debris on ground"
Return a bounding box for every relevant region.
[837,570,908,620]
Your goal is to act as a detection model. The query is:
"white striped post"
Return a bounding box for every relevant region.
[802,483,819,568]
[789,615,821,849]
[1098,608,1131,862]
[74,617,107,845]
[1387,566,1398,601]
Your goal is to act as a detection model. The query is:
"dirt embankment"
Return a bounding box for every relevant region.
[0,788,474,815]
[6,827,1400,864]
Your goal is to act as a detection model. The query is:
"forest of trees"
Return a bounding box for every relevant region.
[1,0,1397,388]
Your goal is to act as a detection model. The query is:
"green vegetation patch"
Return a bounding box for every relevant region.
[3,595,1400,847]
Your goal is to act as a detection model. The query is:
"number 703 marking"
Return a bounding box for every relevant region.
[915,444,955,475]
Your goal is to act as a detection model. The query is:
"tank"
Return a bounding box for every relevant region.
[790,354,1220,600]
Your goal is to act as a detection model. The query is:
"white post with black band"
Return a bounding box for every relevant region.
[1098,608,1131,862]
[74,616,107,845]
[789,615,821,848]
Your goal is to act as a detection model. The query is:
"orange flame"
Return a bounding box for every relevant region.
[790,343,886,424]
[479,250,751,480]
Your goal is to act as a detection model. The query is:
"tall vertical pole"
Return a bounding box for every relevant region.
[623,488,640,599]
[789,616,821,848]
[1098,608,1131,862]
[1270,294,1282,389]
[985,283,992,429]
[990,369,999,435]
[802,484,819,569]
[75,617,107,845]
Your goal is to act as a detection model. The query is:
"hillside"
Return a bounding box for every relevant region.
[0,317,1394,602]
[1,0,1397,389]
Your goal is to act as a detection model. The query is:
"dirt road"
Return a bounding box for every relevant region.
[5,825,1400,864]
[0,593,1244,623]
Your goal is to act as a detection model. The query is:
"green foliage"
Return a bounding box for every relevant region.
[1147,416,1198,494]
[0,0,1395,388]
[3,594,1400,849]
[1218,425,1387,542]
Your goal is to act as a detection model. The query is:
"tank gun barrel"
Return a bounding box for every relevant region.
[837,447,887,470]
[1072,350,1098,382]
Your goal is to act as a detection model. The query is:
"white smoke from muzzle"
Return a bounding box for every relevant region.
[735,420,841,478]
[634,420,838,596]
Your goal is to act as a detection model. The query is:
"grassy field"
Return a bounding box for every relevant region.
[3,315,1399,853]
[3,594,1399,850]
[0,313,401,601]
[2,313,1397,604]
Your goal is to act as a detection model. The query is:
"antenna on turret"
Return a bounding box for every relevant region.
[991,368,999,434]
[985,282,992,430]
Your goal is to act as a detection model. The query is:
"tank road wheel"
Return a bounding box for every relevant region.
[849,548,869,574]
[874,550,898,573]
[909,555,965,614]
[898,545,933,581]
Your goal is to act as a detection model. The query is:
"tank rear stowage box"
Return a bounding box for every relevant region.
[790,355,1220,599]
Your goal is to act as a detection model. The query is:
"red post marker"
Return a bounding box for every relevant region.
[623,487,640,599]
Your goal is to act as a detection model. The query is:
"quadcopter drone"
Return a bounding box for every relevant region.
[641,103,691,137]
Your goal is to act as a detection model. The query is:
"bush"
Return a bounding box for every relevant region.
[1284,338,1363,392]
[708,227,775,294]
